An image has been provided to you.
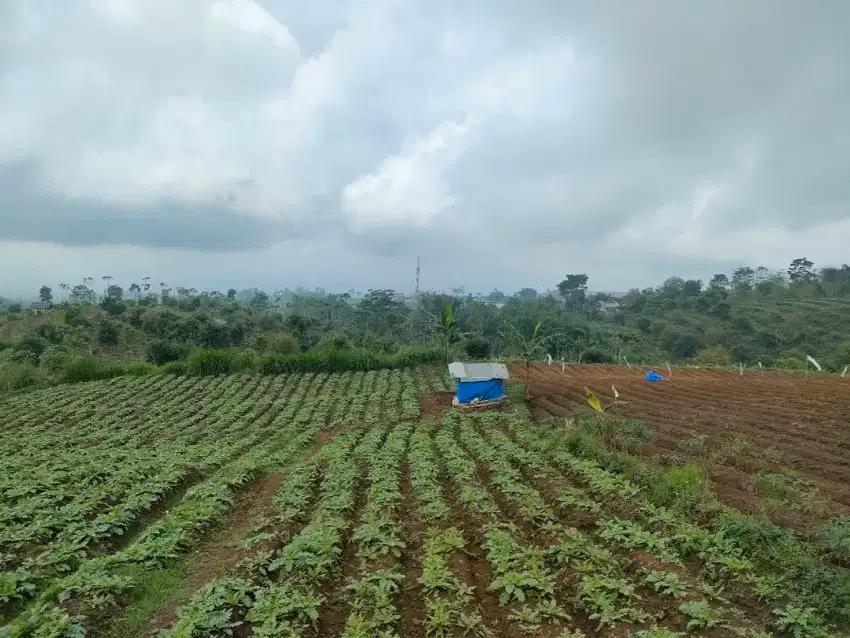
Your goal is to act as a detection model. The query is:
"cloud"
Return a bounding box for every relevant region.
[341,118,473,230]
[2,0,850,296]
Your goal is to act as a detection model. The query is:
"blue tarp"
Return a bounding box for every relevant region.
[456,378,505,403]
[645,370,663,382]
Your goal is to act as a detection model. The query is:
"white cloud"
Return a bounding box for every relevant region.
[3,0,850,296]
[341,118,472,230]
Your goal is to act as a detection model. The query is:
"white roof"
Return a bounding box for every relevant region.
[448,362,509,382]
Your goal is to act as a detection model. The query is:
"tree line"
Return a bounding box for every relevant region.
[4,256,850,375]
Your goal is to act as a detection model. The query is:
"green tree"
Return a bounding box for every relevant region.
[731,266,755,292]
[357,289,409,337]
[128,283,141,300]
[557,274,588,309]
[708,273,729,291]
[106,285,123,300]
[500,321,556,399]
[250,291,270,312]
[97,320,120,346]
[515,288,538,301]
[38,286,53,304]
[227,288,237,300]
[788,257,816,281]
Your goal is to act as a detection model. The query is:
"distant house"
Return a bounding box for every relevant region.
[29,301,53,313]
[597,300,621,313]
[448,362,509,404]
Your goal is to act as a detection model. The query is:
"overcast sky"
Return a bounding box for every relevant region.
[2,0,850,298]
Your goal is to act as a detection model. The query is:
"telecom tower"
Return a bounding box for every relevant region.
[415,256,421,297]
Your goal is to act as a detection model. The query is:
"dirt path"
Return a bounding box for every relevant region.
[137,473,284,637]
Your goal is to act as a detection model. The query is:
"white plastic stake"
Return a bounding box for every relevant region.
[623,356,631,368]
[739,363,743,375]
[666,361,672,377]
[842,365,848,378]
[612,384,619,399]
[547,353,552,365]
[561,358,565,372]
[758,361,763,375]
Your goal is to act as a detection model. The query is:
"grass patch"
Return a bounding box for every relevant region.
[92,562,189,638]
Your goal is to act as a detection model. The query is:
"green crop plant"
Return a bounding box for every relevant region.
[678,600,723,630]
[640,569,687,599]
[574,574,650,629]
[772,604,830,638]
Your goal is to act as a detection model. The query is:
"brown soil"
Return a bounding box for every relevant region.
[398,470,427,638]
[140,472,284,637]
[420,391,455,415]
[516,363,850,525]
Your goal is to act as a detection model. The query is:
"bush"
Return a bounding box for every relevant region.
[773,357,805,371]
[648,465,709,513]
[0,362,46,392]
[161,360,188,375]
[96,320,120,346]
[100,296,126,317]
[250,331,300,355]
[62,305,89,327]
[185,349,256,376]
[689,347,733,367]
[260,345,442,374]
[61,357,152,383]
[39,346,70,373]
[317,331,350,351]
[463,337,491,359]
[581,347,615,364]
[147,340,191,365]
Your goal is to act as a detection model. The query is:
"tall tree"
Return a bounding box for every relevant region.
[38,286,53,304]
[730,266,755,292]
[708,273,729,291]
[515,288,538,301]
[788,257,816,281]
[128,283,141,300]
[102,275,113,294]
[557,273,588,308]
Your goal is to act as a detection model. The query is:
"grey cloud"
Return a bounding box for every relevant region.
[2,0,850,291]
[0,161,328,250]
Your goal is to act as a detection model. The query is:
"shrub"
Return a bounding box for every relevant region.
[463,337,491,359]
[317,331,350,351]
[161,360,189,375]
[146,340,191,365]
[185,349,256,376]
[0,362,46,392]
[689,347,733,367]
[581,347,615,364]
[773,357,805,371]
[61,358,138,383]
[100,296,126,316]
[260,345,442,374]
[251,331,300,356]
[648,465,709,513]
[39,346,70,374]
[96,320,120,346]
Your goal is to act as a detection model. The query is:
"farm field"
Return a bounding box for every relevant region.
[1,369,849,637]
[517,363,850,530]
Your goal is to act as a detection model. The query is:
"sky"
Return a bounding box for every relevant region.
[2,0,850,298]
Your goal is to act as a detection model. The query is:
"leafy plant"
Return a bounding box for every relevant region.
[678,599,723,630]
[772,604,829,638]
[641,569,687,599]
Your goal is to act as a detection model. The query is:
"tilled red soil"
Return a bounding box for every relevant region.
[513,363,850,523]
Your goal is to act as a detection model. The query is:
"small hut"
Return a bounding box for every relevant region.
[448,362,509,404]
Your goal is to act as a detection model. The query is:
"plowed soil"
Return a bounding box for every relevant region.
[514,363,850,523]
